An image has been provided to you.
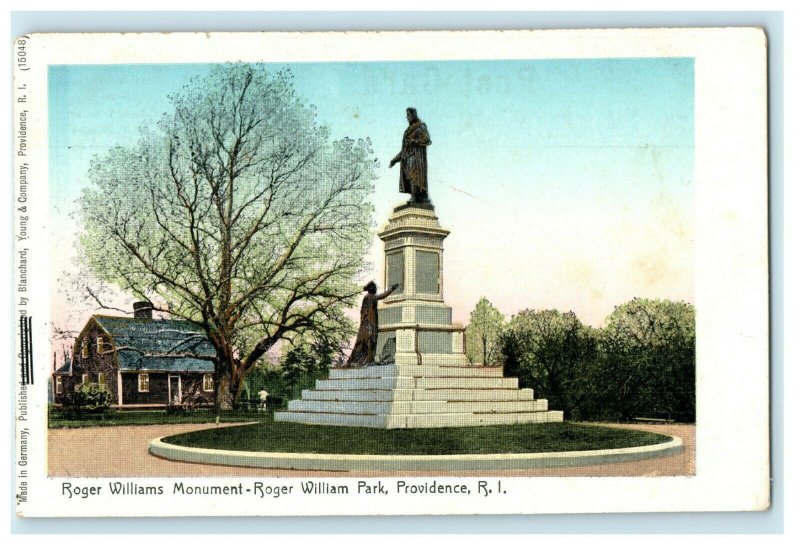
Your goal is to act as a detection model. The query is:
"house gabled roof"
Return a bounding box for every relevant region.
[53,362,71,375]
[92,316,216,373]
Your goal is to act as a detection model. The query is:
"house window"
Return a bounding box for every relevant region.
[203,374,214,392]
[98,373,105,385]
[82,374,89,385]
[96,335,112,354]
[81,340,89,359]
[55,376,63,394]
[138,373,150,393]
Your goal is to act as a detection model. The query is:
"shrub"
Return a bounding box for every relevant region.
[597,298,696,422]
[65,383,113,416]
[169,382,206,414]
[165,403,189,416]
[499,309,596,419]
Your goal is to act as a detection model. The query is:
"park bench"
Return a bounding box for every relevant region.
[633,410,674,423]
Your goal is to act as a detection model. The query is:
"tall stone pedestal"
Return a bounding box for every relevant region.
[375,204,464,367]
[274,204,564,428]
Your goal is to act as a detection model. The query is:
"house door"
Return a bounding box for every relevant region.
[168,375,181,404]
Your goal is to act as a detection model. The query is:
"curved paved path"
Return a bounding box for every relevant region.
[49,422,694,477]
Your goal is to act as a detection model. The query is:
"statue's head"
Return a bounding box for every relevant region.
[406,107,418,123]
[364,281,377,294]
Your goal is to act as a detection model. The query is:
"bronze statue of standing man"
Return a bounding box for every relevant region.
[390,107,432,205]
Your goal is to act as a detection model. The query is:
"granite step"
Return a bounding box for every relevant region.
[395,354,471,366]
[413,376,519,389]
[315,376,519,390]
[286,399,549,415]
[411,388,534,401]
[302,389,407,402]
[395,411,564,428]
[314,377,410,390]
[274,410,564,428]
[301,388,535,402]
[328,365,505,379]
[274,411,388,428]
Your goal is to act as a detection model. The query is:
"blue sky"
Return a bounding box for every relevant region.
[49,58,694,327]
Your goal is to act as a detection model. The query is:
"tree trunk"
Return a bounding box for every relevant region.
[216,365,240,411]
[212,338,241,411]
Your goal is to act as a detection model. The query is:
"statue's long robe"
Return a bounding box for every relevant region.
[345,289,394,367]
[393,121,431,198]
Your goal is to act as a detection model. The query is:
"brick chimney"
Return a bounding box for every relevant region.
[133,301,153,319]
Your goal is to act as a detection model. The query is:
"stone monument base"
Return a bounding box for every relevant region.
[274,363,564,428]
[274,203,564,428]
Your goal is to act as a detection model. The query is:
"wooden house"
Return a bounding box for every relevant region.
[52,303,217,408]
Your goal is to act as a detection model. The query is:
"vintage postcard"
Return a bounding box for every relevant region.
[13,29,768,517]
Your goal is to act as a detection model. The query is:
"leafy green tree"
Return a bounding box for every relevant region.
[78,64,376,409]
[281,345,326,401]
[242,363,287,408]
[597,298,695,422]
[243,326,348,403]
[465,297,505,366]
[499,309,596,418]
[243,334,345,405]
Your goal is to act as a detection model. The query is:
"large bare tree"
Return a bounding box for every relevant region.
[78,64,376,409]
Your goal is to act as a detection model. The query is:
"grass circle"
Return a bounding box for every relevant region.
[161,421,671,456]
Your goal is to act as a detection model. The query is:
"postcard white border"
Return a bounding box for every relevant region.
[13,28,769,517]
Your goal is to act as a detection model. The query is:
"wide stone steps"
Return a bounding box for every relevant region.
[301,388,535,402]
[274,363,563,428]
[287,399,548,415]
[274,410,564,428]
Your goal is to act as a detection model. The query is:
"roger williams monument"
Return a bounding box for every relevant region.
[275,108,564,427]
[390,107,432,205]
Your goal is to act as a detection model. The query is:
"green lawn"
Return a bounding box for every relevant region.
[161,421,671,455]
[48,408,270,429]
